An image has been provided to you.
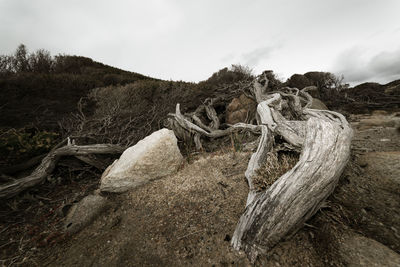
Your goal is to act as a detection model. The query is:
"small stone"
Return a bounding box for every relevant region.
[64,194,109,234]
[358,158,368,168]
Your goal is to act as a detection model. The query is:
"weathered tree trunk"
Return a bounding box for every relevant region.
[167,73,353,262]
[0,144,123,199]
[231,116,352,261]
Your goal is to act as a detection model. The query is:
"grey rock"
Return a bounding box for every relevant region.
[64,194,109,234]
[226,94,257,125]
[100,128,183,193]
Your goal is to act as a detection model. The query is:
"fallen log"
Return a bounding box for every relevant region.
[167,73,353,262]
[231,116,352,261]
[0,144,123,199]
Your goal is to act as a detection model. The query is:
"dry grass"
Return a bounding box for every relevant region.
[38,152,253,266]
[254,151,299,191]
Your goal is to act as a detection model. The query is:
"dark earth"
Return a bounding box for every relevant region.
[1,111,399,266]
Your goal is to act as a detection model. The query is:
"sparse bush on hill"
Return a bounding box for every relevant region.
[0,44,153,129]
[12,44,30,73]
[286,73,313,90]
[259,70,283,91]
[60,80,203,147]
[343,80,400,113]
[0,44,53,74]
[287,71,335,90]
[28,49,53,73]
[285,71,350,109]
[60,66,259,150]
[202,64,254,87]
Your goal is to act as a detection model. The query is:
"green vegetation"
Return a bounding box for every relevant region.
[0,128,58,166]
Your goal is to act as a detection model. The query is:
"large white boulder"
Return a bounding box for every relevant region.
[100,128,183,193]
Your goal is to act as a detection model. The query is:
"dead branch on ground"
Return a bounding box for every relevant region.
[0,143,123,199]
[167,72,353,262]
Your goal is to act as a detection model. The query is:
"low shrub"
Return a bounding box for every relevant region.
[0,128,59,166]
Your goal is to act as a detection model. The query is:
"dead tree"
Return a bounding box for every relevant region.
[0,143,123,199]
[167,73,353,261]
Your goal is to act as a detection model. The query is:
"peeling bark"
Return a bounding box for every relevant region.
[167,74,353,261]
[231,117,352,261]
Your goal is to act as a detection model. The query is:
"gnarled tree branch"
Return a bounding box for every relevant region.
[167,73,353,262]
[0,144,123,199]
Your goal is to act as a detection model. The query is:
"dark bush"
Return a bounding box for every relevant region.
[202,64,254,87]
[0,45,153,129]
[60,79,206,147]
[286,74,313,90]
[0,128,59,166]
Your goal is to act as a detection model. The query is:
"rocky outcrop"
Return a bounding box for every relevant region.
[100,128,183,193]
[226,94,257,124]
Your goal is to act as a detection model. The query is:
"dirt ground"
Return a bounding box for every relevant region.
[1,111,400,266]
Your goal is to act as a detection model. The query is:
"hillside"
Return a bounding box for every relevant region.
[0,51,399,266]
[344,79,400,113]
[0,54,153,129]
[285,72,400,113]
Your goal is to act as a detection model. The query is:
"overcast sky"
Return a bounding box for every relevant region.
[1,0,399,85]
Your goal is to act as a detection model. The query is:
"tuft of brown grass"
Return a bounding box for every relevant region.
[253,151,299,191]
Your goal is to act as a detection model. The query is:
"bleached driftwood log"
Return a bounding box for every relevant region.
[231,113,352,261]
[0,144,123,199]
[167,73,353,262]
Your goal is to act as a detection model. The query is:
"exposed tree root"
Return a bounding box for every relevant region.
[167,73,353,262]
[0,144,123,199]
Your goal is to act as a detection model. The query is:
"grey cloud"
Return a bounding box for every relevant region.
[220,53,236,64]
[1,1,400,82]
[333,47,400,85]
[241,45,279,67]
[370,50,400,79]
